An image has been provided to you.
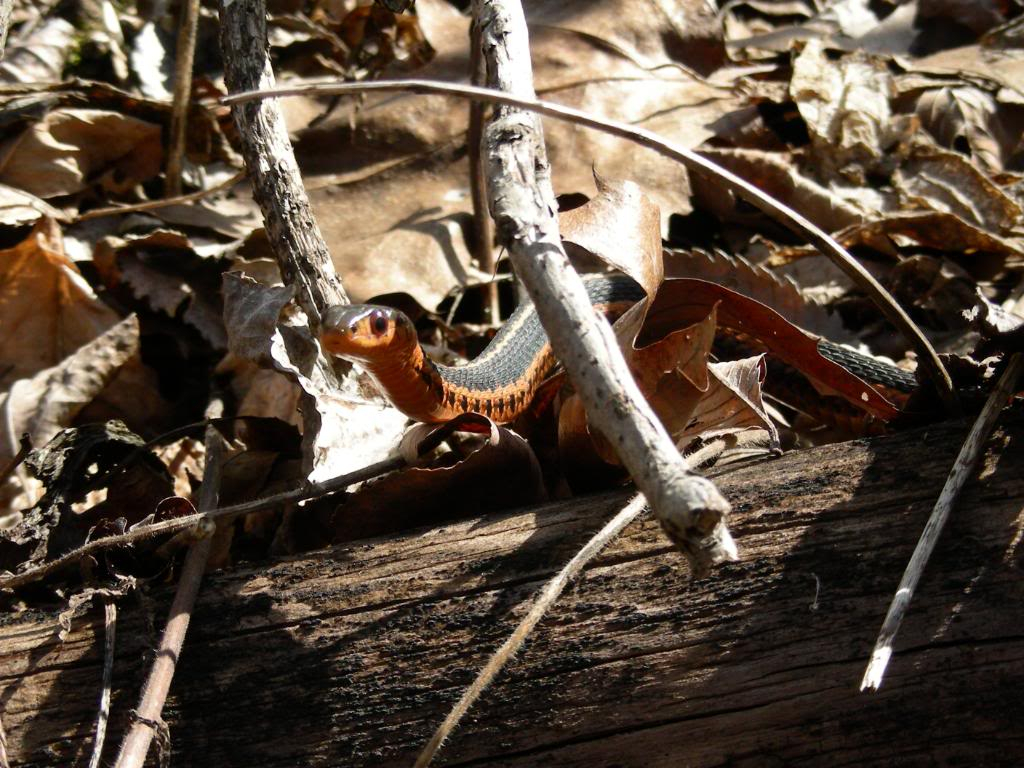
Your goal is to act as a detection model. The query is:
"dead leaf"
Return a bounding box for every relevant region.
[222,271,295,365]
[153,437,205,500]
[311,171,480,306]
[0,109,163,198]
[0,18,74,84]
[94,230,230,349]
[721,0,817,61]
[619,307,721,456]
[912,85,1006,171]
[0,218,121,387]
[626,306,778,455]
[911,36,1024,102]
[725,0,1008,60]
[560,173,664,297]
[791,40,904,183]
[57,578,138,641]
[664,248,856,344]
[693,147,871,232]
[681,356,778,447]
[887,255,984,332]
[0,182,69,227]
[642,279,903,421]
[563,302,778,469]
[562,306,717,468]
[148,196,262,241]
[338,4,434,73]
[222,272,408,481]
[0,315,140,466]
[628,302,717,398]
[1,420,170,572]
[683,425,777,468]
[131,22,173,101]
[76,352,179,439]
[894,144,1022,233]
[835,211,1024,263]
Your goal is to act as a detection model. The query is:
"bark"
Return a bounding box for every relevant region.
[218,0,348,319]
[1,418,1022,767]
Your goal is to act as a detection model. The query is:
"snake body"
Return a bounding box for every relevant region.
[321,275,917,424]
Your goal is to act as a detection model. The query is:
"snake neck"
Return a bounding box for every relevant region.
[358,343,446,422]
[359,341,558,423]
[359,277,646,423]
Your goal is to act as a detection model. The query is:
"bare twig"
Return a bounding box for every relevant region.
[469,0,734,573]
[0,456,405,593]
[114,400,225,768]
[218,0,347,320]
[415,493,647,767]
[222,78,956,412]
[165,0,201,196]
[468,18,499,323]
[861,353,1024,691]
[86,600,117,768]
[218,0,355,480]
[0,434,31,486]
[76,171,246,222]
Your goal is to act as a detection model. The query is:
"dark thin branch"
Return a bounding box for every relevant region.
[217,0,353,478]
[76,171,246,222]
[165,0,201,196]
[114,399,225,768]
[217,0,348,320]
[468,18,498,323]
[0,434,31,486]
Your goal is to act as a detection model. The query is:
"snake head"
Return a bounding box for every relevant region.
[320,304,417,362]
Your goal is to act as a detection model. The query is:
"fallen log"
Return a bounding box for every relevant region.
[2,417,1023,766]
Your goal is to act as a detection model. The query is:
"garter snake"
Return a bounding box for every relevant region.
[321,274,918,424]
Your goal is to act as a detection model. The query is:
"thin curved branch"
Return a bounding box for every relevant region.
[222,79,957,413]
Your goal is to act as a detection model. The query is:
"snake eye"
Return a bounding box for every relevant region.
[370,310,389,335]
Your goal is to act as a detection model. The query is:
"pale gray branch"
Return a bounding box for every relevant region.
[471,0,735,576]
[86,600,116,768]
[861,353,1024,691]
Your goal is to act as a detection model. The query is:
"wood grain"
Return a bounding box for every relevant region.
[2,417,1022,766]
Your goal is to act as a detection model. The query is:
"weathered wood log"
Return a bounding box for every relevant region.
[2,417,1023,766]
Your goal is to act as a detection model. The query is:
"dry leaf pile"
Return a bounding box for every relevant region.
[0,0,1020,595]
[0,0,1023,762]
